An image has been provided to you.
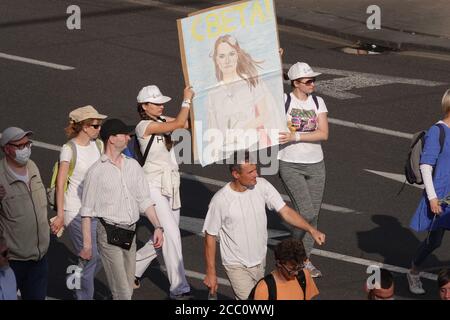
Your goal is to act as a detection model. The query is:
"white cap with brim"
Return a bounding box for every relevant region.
[137,85,172,104]
[0,127,33,147]
[287,62,322,80]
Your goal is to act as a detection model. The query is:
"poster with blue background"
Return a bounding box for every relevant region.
[178,0,287,166]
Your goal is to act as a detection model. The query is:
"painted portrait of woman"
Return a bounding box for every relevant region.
[206,34,284,153]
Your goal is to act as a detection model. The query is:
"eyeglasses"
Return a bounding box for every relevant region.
[277,261,304,275]
[440,287,450,295]
[7,141,32,150]
[299,78,316,86]
[90,124,101,129]
[1,249,9,258]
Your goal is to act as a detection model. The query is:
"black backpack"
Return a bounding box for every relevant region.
[404,123,445,185]
[123,117,168,166]
[285,93,319,113]
[248,270,307,300]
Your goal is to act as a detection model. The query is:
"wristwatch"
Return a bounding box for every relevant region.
[155,226,164,232]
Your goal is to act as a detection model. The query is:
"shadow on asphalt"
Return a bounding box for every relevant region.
[356,214,450,300]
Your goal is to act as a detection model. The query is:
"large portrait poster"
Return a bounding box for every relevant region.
[177,0,288,166]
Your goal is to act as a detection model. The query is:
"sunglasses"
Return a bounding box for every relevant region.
[7,141,32,150]
[1,249,9,258]
[277,261,304,275]
[90,124,102,129]
[299,78,316,85]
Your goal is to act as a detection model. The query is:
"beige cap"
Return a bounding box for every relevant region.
[69,105,107,123]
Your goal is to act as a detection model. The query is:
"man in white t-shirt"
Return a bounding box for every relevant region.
[202,152,326,300]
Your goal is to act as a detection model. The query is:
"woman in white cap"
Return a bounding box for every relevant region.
[133,84,194,300]
[50,105,107,299]
[278,62,329,278]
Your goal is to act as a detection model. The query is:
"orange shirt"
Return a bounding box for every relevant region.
[254,269,319,300]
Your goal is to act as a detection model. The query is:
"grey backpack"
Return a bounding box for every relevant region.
[404,123,445,185]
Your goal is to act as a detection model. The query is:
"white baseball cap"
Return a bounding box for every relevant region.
[137,85,172,104]
[287,62,321,80]
[0,127,33,147]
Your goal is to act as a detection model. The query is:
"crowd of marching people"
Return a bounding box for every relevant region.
[0,61,449,301]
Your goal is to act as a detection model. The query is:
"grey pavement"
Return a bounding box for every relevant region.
[275,0,450,52]
[151,0,450,52]
[1,0,450,303]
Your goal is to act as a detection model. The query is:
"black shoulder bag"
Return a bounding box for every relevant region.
[99,218,136,250]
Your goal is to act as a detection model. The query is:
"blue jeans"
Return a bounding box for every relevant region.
[412,228,446,268]
[9,254,48,300]
[67,215,100,300]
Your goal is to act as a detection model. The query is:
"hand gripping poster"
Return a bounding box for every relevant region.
[177,0,288,166]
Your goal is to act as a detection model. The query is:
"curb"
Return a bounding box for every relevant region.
[277,15,450,54]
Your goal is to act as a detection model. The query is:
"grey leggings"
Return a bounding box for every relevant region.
[279,160,326,257]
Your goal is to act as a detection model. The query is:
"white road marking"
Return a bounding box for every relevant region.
[283,63,446,100]
[310,249,437,281]
[8,140,439,283]
[159,266,231,287]
[180,216,438,282]
[328,118,413,139]
[0,52,75,70]
[365,169,424,189]
[0,137,365,215]
[32,140,63,152]
[180,172,363,215]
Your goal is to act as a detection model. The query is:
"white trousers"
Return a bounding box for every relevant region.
[135,185,190,296]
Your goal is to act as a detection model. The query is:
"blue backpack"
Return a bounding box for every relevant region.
[123,134,155,166]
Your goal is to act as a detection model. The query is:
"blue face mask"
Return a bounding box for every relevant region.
[14,146,31,165]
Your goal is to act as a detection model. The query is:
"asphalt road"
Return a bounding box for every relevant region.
[1,0,450,300]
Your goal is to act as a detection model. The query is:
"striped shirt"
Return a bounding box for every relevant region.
[80,154,154,225]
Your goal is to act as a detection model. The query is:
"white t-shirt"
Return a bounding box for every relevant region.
[59,141,102,219]
[278,93,328,163]
[202,177,286,267]
[135,120,179,188]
